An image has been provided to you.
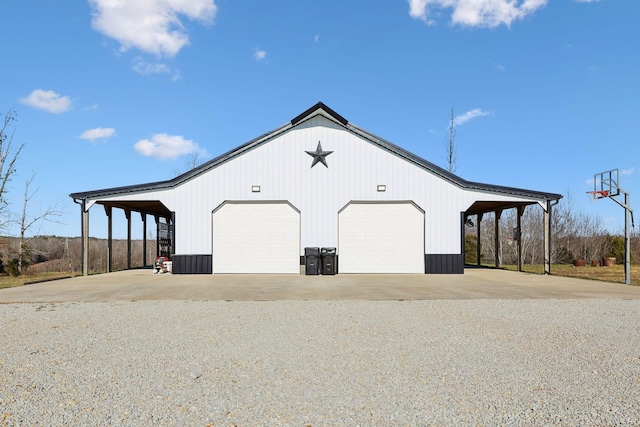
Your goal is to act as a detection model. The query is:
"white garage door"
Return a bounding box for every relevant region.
[339,202,424,273]
[213,202,300,273]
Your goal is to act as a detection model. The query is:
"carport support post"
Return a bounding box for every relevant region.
[544,201,552,275]
[494,209,502,268]
[154,215,160,258]
[141,213,147,267]
[105,205,113,273]
[125,209,132,270]
[517,206,525,272]
[82,200,89,276]
[476,213,483,266]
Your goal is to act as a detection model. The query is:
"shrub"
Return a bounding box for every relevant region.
[5,259,20,277]
[605,235,625,264]
[464,234,478,264]
[556,247,574,264]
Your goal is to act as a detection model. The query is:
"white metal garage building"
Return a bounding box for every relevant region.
[70,103,562,275]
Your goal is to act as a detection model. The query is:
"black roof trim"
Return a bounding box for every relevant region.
[70,102,562,203]
[291,102,348,126]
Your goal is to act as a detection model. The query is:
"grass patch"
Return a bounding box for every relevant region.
[500,264,639,285]
[0,272,81,289]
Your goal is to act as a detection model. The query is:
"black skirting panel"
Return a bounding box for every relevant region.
[172,254,212,274]
[425,254,464,274]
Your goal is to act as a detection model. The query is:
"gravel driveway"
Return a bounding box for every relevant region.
[1,299,638,426]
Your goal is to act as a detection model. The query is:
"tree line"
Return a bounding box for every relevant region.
[0,235,158,275]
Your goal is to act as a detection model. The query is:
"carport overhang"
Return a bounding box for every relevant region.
[463,196,561,275]
[465,200,538,217]
[92,200,172,218]
[71,195,174,276]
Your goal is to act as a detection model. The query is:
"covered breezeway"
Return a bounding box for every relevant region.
[72,198,174,276]
[464,198,559,274]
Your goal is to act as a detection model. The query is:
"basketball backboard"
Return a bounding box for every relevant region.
[591,168,620,199]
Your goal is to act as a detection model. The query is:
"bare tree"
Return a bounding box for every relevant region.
[479,212,498,264]
[445,107,457,173]
[18,173,62,273]
[0,109,24,230]
[173,151,206,177]
[522,207,545,264]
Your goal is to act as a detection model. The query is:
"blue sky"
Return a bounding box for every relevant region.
[1,0,638,239]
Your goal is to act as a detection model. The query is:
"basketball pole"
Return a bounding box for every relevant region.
[626,192,631,285]
[608,190,634,285]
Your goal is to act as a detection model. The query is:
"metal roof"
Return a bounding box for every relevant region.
[70,102,562,206]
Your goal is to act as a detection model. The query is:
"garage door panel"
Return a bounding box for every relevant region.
[213,203,300,273]
[339,203,424,273]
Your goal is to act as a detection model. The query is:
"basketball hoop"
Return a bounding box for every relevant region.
[587,190,609,201]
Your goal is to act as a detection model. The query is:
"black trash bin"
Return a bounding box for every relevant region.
[321,247,337,275]
[305,247,321,275]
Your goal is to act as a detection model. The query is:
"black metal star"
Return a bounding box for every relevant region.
[305,141,333,168]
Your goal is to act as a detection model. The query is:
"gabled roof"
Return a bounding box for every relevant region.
[291,102,348,126]
[70,102,562,205]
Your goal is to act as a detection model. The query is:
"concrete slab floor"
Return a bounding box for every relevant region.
[1,267,640,303]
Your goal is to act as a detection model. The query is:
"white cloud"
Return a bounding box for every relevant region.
[79,127,116,141]
[20,89,72,113]
[133,59,171,75]
[496,64,506,71]
[253,48,267,61]
[132,58,181,80]
[408,0,548,28]
[314,34,320,43]
[134,133,206,160]
[575,0,600,3]
[621,168,634,176]
[88,0,217,57]
[455,108,491,125]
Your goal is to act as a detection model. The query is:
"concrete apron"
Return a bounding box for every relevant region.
[2,268,640,303]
